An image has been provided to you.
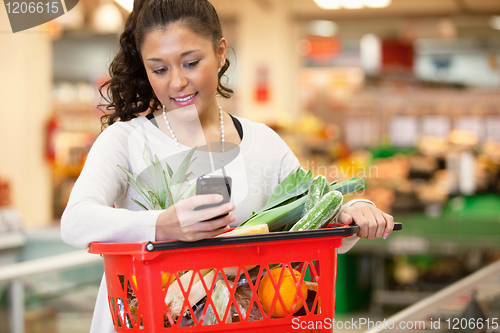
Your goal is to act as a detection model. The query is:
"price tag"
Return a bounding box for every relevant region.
[486,116,500,142]
[390,116,417,147]
[422,116,450,137]
[455,116,484,142]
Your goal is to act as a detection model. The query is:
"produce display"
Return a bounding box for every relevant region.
[118,150,365,328]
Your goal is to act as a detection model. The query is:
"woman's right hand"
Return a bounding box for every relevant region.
[155,194,236,242]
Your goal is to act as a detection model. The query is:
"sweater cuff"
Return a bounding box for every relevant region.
[338,235,360,254]
[336,199,376,221]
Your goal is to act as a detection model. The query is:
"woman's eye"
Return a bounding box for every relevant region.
[152,68,167,74]
[185,60,200,68]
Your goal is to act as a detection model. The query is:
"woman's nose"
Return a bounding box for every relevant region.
[170,67,188,91]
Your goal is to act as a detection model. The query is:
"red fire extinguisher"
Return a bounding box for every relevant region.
[45,114,59,163]
[255,65,270,103]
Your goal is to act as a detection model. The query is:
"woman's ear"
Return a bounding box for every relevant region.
[217,37,228,64]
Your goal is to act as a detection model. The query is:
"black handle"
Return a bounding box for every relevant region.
[145,223,402,252]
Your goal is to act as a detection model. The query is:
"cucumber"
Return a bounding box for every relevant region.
[290,190,343,231]
[303,175,330,217]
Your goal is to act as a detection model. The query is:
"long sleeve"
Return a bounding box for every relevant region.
[60,123,162,249]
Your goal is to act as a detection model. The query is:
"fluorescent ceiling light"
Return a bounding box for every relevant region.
[363,0,392,8]
[360,34,381,74]
[340,0,364,9]
[93,3,123,33]
[490,16,500,30]
[313,0,341,10]
[114,0,133,12]
[309,20,339,37]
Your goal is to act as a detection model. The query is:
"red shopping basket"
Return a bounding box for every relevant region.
[89,225,359,332]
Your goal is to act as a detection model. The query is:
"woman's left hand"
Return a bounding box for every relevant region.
[338,202,394,240]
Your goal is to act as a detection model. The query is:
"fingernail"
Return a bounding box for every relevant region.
[230,215,236,222]
[215,194,223,202]
[383,233,389,239]
[227,203,234,210]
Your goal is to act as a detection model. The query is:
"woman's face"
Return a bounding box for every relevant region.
[141,23,226,117]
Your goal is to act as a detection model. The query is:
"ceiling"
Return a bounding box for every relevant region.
[289,0,500,20]
[65,0,500,41]
[212,0,500,19]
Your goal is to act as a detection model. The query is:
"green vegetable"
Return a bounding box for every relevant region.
[238,170,313,228]
[118,144,197,210]
[290,190,343,231]
[238,173,365,232]
[330,177,365,195]
[240,196,306,231]
[303,175,330,217]
[265,167,312,205]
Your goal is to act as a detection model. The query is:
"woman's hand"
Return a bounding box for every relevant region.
[155,194,236,242]
[338,202,394,240]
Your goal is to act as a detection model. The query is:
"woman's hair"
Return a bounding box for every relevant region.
[99,0,233,129]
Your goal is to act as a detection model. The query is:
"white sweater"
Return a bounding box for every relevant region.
[61,115,359,332]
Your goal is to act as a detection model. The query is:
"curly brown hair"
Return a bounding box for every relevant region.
[98,0,233,130]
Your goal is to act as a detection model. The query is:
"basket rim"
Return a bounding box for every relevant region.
[88,224,361,255]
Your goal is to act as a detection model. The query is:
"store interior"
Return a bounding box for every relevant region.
[1,0,500,332]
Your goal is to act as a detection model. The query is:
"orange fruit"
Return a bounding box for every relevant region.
[257,266,308,317]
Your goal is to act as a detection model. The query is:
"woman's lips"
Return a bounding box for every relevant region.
[172,92,198,107]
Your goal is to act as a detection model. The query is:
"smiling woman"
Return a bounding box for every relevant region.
[60,0,394,332]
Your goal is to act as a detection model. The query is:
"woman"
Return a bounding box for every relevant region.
[61,0,394,331]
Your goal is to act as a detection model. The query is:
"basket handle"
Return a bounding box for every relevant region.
[145,223,402,252]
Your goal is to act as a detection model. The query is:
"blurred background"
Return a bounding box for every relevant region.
[1,0,500,332]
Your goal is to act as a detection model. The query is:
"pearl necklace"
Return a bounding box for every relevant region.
[162,105,225,153]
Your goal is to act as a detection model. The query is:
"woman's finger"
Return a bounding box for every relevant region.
[195,226,231,241]
[374,212,387,239]
[338,210,353,225]
[349,209,369,238]
[188,217,234,241]
[187,194,224,209]
[192,214,236,232]
[195,202,235,222]
[175,196,233,227]
[382,212,395,239]
[359,208,378,240]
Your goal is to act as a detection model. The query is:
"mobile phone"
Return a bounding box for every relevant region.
[194,176,232,220]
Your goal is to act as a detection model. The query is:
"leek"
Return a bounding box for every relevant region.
[240,196,306,231]
[265,167,312,205]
